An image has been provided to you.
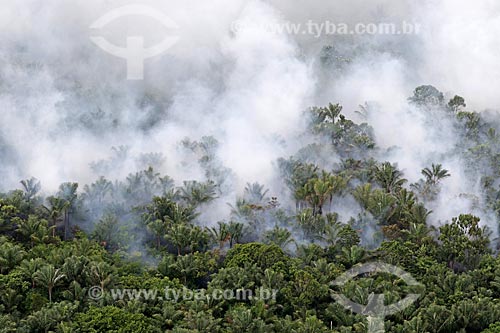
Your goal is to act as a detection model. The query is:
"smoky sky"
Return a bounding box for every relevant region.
[1,0,499,231]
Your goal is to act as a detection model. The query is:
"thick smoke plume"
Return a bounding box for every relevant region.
[1,0,499,237]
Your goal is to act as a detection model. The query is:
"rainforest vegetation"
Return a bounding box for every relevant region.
[2,86,500,332]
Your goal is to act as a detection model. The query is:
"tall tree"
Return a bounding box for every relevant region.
[14,215,50,248]
[35,264,65,302]
[421,163,451,185]
[178,180,218,207]
[439,214,491,271]
[57,182,78,240]
[373,162,407,193]
[20,177,41,207]
[44,197,69,238]
[209,221,230,250]
[166,223,192,255]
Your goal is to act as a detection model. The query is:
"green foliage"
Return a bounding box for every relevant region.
[34,264,65,302]
[309,103,375,155]
[296,171,347,215]
[73,306,160,332]
[484,323,500,333]
[91,214,127,251]
[438,214,491,271]
[263,226,295,250]
[409,85,444,107]
[448,95,466,113]
[225,243,290,273]
[411,163,451,202]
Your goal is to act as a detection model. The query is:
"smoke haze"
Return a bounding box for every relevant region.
[1,0,499,233]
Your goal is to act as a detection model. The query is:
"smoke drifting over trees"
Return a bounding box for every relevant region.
[1,0,500,228]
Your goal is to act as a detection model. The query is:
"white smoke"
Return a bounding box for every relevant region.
[0,0,498,234]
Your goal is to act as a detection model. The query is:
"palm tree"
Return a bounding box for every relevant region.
[19,258,45,288]
[309,178,332,215]
[421,163,451,185]
[164,202,198,226]
[300,172,347,215]
[262,268,285,290]
[263,226,295,249]
[403,222,433,245]
[144,196,175,221]
[312,103,343,126]
[152,304,184,330]
[165,223,192,255]
[62,255,88,285]
[0,288,22,315]
[352,183,373,209]
[322,172,348,210]
[0,241,25,273]
[87,261,113,292]
[20,177,41,203]
[178,180,218,207]
[34,264,65,302]
[411,164,451,202]
[26,298,79,332]
[82,176,112,205]
[339,245,366,267]
[91,215,122,251]
[57,182,78,240]
[316,217,343,246]
[147,219,167,249]
[15,215,50,248]
[227,307,265,332]
[172,254,197,284]
[297,208,325,239]
[368,189,397,223]
[405,204,432,225]
[44,196,69,238]
[294,186,309,212]
[209,221,230,250]
[297,315,329,333]
[243,182,269,205]
[188,225,210,253]
[227,221,244,247]
[277,157,318,209]
[373,162,407,193]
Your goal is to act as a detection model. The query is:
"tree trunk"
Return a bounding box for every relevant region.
[64,210,68,240]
